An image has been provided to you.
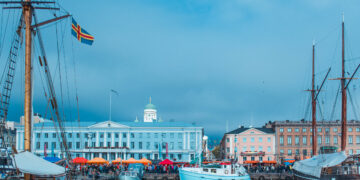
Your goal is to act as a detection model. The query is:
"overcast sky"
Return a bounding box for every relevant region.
[2,0,360,140]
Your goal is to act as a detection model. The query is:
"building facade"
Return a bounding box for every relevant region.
[15,101,203,162]
[220,127,275,164]
[265,120,360,161]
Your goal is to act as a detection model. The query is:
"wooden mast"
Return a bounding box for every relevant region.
[312,41,317,156]
[23,0,32,179]
[341,15,347,151]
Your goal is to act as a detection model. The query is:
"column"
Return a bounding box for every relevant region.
[104,131,107,147]
[187,132,190,150]
[127,132,130,147]
[195,131,198,151]
[119,132,122,147]
[183,132,186,150]
[96,132,99,147]
[111,132,115,147]
[16,132,19,150]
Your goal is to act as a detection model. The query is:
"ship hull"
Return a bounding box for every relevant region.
[294,170,360,180]
[179,168,250,180]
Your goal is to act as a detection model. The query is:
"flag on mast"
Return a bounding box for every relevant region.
[71,18,94,45]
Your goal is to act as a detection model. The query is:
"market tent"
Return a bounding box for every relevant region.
[43,156,61,163]
[72,157,88,164]
[138,158,152,165]
[112,158,122,164]
[122,158,138,164]
[14,151,65,177]
[87,157,109,164]
[244,160,259,164]
[159,159,173,165]
[293,151,347,178]
[262,160,277,164]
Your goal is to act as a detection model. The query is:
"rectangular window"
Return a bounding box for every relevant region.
[259,146,263,151]
[267,146,271,152]
[45,133,48,138]
[357,150,360,154]
[52,142,56,149]
[251,137,255,142]
[154,142,158,149]
[349,136,353,144]
[76,142,80,149]
[36,133,40,138]
[259,137,262,142]
[52,133,56,138]
[334,136,338,144]
[280,136,284,145]
[280,128,284,132]
[280,149,284,155]
[349,149,353,155]
[356,136,360,144]
[139,133,143,138]
[334,128,338,132]
[243,146,246,152]
[287,128,292,132]
[302,128,307,133]
[170,142,174,150]
[243,157,247,161]
[302,136,307,145]
[170,133,174,138]
[349,128,353,132]
[123,142,127,147]
[131,142,135,149]
[154,133,158,138]
[139,142,143,149]
[318,136,322,145]
[287,136,292,145]
[146,142,150,149]
[178,133,182,138]
[250,146,255,151]
[68,142,72,149]
[44,142,48,149]
[295,136,299,145]
[115,142,119,147]
[288,149,292,155]
[243,138,247,142]
[325,136,330,144]
[146,133,150,138]
[178,142,182,149]
[303,149,307,156]
[107,142,111,147]
[162,133,166,138]
[107,133,111,138]
[318,128,322,133]
[325,128,330,133]
[356,128,360,132]
[226,147,230,153]
[77,133,80,138]
[100,133,104,138]
[234,138,237,142]
[100,142,104,147]
[122,133,127,138]
[267,137,271,142]
[295,128,299,132]
[296,149,300,155]
[226,138,229,142]
[131,133,135,138]
[115,133,119,138]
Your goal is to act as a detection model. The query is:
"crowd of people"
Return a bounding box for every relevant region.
[144,164,179,174]
[244,164,293,174]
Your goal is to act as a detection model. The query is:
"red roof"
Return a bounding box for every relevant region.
[159,159,173,165]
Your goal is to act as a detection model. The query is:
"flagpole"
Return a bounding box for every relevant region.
[109,90,112,121]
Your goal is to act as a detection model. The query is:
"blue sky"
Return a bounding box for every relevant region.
[2,0,360,140]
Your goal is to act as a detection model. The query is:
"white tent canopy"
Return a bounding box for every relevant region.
[293,151,347,178]
[14,151,65,177]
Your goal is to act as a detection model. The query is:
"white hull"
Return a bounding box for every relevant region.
[179,168,250,180]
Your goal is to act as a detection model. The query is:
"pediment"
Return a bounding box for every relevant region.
[88,121,129,128]
[241,128,266,135]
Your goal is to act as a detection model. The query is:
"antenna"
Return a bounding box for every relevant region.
[149,96,152,104]
[226,120,228,133]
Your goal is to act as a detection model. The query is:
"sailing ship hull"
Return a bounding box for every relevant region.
[179,168,250,180]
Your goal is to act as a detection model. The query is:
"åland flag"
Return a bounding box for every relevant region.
[71,18,94,45]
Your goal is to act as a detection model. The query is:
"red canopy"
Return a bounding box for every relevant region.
[159,159,173,165]
[72,157,88,164]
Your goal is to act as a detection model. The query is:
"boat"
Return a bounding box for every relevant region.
[119,163,144,180]
[293,15,360,180]
[179,163,250,180]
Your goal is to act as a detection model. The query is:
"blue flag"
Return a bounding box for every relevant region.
[71,18,94,45]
